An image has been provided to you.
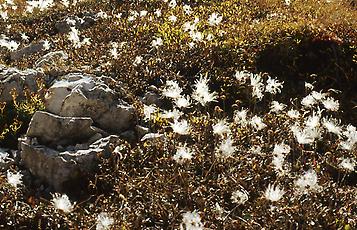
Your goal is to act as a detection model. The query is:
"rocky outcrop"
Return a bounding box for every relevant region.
[0,65,45,102]
[20,135,122,191]
[45,73,136,133]
[0,64,139,191]
[26,111,99,146]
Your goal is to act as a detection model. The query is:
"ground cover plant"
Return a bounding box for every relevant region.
[0,0,356,229]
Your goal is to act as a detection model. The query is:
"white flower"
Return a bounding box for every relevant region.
[97,10,109,19]
[305,82,314,91]
[26,0,54,12]
[168,0,177,8]
[161,109,183,120]
[231,189,249,205]
[208,12,223,26]
[234,70,250,84]
[110,46,118,59]
[234,108,249,127]
[183,5,191,15]
[250,73,265,100]
[291,124,315,144]
[1,11,8,21]
[192,76,217,106]
[152,37,163,48]
[264,184,284,202]
[128,10,139,21]
[273,143,291,155]
[154,9,161,17]
[139,10,148,17]
[295,169,321,193]
[37,0,54,11]
[173,145,194,164]
[0,36,19,51]
[171,119,190,135]
[143,104,157,121]
[162,80,182,99]
[66,18,76,26]
[322,97,339,111]
[301,94,317,108]
[168,15,177,23]
[272,153,285,173]
[81,37,91,46]
[214,203,224,218]
[311,91,326,101]
[250,145,262,155]
[305,111,320,128]
[96,212,114,230]
[43,40,50,50]
[250,115,266,131]
[189,31,203,42]
[272,143,290,174]
[322,117,342,136]
[51,193,75,213]
[270,101,286,113]
[217,137,236,158]
[284,0,291,6]
[265,77,284,94]
[175,95,191,108]
[0,149,9,163]
[339,158,355,171]
[340,125,357,150]
[68,27,81,48]
[206,33,214,41]
[180,211,204,230]
[212,119,230,137]
[133,55,143,66]
[183,21,196,32]
[61,0,70,7]
[7,171,22,188]
[305,126,322,141]
[287,109,300,119]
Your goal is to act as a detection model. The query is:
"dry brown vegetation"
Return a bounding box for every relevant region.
[0,0,356,229]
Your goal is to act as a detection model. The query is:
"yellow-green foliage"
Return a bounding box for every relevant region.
[0,87,45,146]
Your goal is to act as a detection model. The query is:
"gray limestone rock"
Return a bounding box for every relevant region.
[20,135,122,191]
[135,125,149,139]
[45,73,136,133]
[142,91,162,106]
[0,65,45,102]
[26,111,98,146]
[35,51,69,68]
[10,41,47,61]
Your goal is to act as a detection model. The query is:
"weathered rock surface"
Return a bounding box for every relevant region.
[3,68,137,191]
[135,125,149,139]
[0,65,46,102]
[142,91,162,106]
[20,135,122,191]
[45,73,136,133]
[27,111,98,146]
[10,41,47,61]
[35,51,68,68]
